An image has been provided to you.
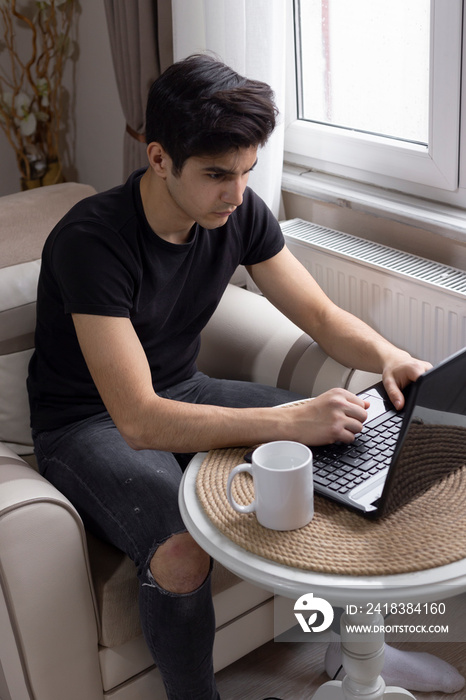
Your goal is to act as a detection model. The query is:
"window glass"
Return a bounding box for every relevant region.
[296,0,430,145]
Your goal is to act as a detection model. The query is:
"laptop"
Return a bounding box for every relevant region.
[245,347,466,519]
[309,346,466,518]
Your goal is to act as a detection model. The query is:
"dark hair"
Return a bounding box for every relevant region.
[145,54,278,175]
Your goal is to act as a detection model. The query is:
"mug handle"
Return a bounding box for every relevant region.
[226,464,255,514]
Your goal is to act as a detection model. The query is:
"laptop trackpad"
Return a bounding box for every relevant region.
[349,469,388,512]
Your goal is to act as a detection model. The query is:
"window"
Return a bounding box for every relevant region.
[298,0,430,145]
[285,0,464,203]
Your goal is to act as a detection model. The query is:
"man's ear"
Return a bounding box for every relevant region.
[146,142,171,178]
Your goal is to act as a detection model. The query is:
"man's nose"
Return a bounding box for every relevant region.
[222,179,244,207]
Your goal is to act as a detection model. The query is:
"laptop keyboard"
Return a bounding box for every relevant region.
[312,412,404,495]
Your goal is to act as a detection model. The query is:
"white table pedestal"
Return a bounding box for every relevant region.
[311,611,416,699]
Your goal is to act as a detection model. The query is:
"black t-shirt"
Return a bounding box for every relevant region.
[27,169,285,431]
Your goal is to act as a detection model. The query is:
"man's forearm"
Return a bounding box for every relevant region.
[310,304,410,375]
[119,397,291,452]
[308,304,431,410]
[117,388,370,453]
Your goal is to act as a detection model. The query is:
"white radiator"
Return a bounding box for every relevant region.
[280,218,466,365]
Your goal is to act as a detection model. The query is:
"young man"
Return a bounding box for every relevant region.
[28,55,458,699]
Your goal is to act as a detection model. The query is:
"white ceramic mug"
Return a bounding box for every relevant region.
[226,441,314,531]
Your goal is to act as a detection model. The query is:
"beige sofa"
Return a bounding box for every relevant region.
[0,183,379,700]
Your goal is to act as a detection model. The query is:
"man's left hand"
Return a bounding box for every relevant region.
[382,354,433,410]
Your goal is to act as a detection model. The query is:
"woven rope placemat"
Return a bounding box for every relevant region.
[196,446,466,576]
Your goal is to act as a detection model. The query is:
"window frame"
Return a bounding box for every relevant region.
[284,0,464,200]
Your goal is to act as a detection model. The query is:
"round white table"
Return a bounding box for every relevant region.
[179,453,466,700]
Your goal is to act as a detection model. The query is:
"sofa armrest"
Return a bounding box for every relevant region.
[0,444,104,700]
[199,284,381,396]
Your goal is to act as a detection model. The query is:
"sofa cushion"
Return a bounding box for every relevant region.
[0,182,96,270]
[86,531,271,649]
[0,348,35,453]
[0,260,41,452]
[0,183,97,453]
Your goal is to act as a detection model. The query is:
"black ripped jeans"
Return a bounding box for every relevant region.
[32,371,303,699]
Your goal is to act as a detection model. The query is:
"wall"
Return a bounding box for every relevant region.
[0,0,125,197]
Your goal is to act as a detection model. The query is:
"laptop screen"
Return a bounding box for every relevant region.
[377,347,466,518]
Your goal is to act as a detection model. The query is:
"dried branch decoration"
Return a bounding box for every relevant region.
[0,0,75,186]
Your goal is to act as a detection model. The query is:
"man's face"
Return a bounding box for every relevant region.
[164,146,258,229]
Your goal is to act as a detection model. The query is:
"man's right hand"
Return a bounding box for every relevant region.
[278,388,369,447]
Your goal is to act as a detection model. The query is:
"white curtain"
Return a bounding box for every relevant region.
[171,0,287,219]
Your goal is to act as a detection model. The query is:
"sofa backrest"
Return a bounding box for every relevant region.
[0,183,97,453]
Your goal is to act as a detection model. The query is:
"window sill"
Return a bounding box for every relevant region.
[282,163,466,245]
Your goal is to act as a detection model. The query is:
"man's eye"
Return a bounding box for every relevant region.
[208,173,223,180]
